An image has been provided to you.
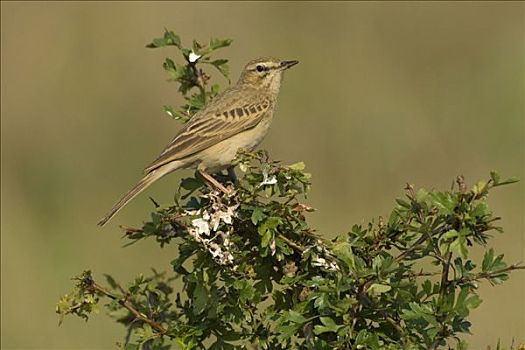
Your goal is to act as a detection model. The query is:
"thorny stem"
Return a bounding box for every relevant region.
[404,263,525,281]
[394,223,453,263]
[460,263,525,284]
[86,279,169,336]
[277,233,306,252]
[439,252,453,299]
[405,270,442,278]
[189,62,207,104]
[428,251,453,350]
[385,316,404,334]
[394,235,427,262]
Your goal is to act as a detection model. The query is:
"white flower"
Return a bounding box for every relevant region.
[210,211,226,231]
[209,205,238,231]
[223,204,238,223]
[314,257,327,265]
[184,209,200,216]
[270,238,276,256]
[239,162,249,172]
[185,196,240,266]
[189,51,201,63]
[312,256,339,271]
[208,243,221,258]
[260,175,277,187]
[328,262,340,271]
[192,217,210,236]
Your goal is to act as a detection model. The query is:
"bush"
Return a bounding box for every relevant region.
[57,30,524,350]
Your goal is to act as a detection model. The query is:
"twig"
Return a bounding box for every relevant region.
[88,281,168,336]
[120,225,143,235]
[429,338,441,350]
[459,263,525,284]
[439,252,452,299]
[395,224,453,263]
[405,270,442,278]
[429,251,453,350]
[277,233,305,252]
[395,235,427,262]
[385,316,404,334]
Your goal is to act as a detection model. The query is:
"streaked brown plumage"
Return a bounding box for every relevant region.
[97,57,298,226]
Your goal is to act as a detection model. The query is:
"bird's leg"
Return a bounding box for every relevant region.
[198,168,230,194]
[227,166,237,183]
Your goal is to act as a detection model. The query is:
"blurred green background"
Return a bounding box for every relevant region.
[1,2,523,349]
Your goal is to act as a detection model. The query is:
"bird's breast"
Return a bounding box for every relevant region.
[197,113,273,172]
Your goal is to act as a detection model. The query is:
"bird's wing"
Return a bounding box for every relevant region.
[144,89,273,173]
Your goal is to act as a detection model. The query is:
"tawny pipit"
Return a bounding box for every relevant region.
[98,57,298,226]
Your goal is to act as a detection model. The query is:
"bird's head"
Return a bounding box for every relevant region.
[238,57,298,95]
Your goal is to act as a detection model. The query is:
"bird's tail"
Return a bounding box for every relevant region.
[97,162,181,227]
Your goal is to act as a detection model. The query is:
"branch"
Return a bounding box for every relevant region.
[404,270,442,278]
[277,233,306,252]
[428,251,453,350]
[395,235,427,262]
[438,252,452,298]
[395,223,452,263]
[87,280,168,336]
[459,263,525,284]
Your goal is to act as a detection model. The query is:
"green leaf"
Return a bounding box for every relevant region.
[164,30,182,47]
[332,241,354,269]
[103,274,119,290]
[472,180,487,195]
[251,207,266,225]
[395,198,411,208]
[192,284,208,315]
[191,39,203,54]
[288,162,305,171]
[263,217,281,231]
[493,176,519,187]
[443,229,459,239]
[482,248,494,272]
[163,105,179,120]
[429,192,456,215]
[210,84,220,95]
[421,279,432,296]
[180,177,202,192]
[471,202,488,218]
[146,30,181,48]
[465,294,482,310]
[233,280,256,303]
[489,171,501,185]
[416,188,429,202]
[209,38,232,50]
[450,234,468,259]
[207,59,230,79]
[455,286,470,317]
[313,316,344,335]
[261,229,273,248]
[286,310,307,324]
[402,302,438,326]
[367,283,392,296]
[163,59,186,81]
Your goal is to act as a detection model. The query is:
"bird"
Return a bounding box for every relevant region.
[97,57,298,226]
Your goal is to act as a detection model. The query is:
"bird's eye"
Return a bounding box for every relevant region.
[256,65,265,72]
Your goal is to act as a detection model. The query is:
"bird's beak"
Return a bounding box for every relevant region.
[279,60,299,70]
